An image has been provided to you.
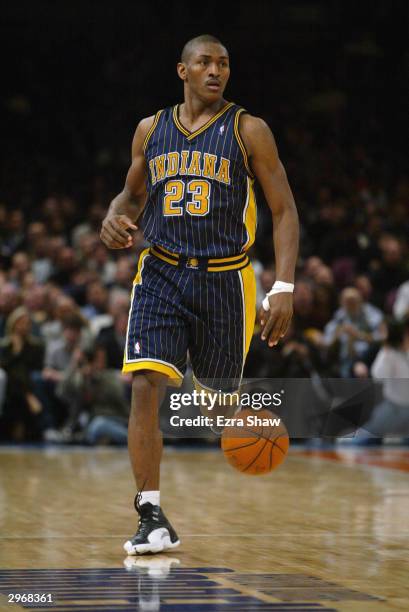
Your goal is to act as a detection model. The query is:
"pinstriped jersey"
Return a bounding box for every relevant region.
[141,102,257,258]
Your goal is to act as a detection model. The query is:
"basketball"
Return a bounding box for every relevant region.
[221,408,289,475]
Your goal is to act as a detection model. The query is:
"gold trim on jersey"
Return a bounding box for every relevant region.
[239,263,256,360]
[132,248,151,284]
[242,177,257,252]
[143,110,164,152]
[207,253,245,264]
[150,245,250,272]
[207,259,249,272]
[172,102,235,141]
[234,108,254,178]
[122,358,184,385]
[150,248,178,266]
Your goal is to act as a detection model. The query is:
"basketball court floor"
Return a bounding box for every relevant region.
[1,445,408,611]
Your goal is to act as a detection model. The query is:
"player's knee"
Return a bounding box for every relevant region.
[130,372,165,431]
[131,371,168,420]
[132,370,168,394]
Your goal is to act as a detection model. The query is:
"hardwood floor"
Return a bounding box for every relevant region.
[0,446,408,611]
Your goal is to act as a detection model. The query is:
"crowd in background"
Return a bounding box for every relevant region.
[1,2,408,443]
[0,170,408,443]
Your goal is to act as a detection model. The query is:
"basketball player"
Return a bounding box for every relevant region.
[100,35,299,554]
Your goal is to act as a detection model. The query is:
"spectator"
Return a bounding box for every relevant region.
[40,293,82,346]
[26,222,53,283]
[323,287,385,377]
[0,283,21,337]
[306,260,338,326]
[0,307,45,441]
[113,256,136,290]
[9,252,31,287]
[303,256,325,280]
[350,318,409,443]
[49,244,93,305]
[41,196,67,236]
[354,274,373,303]
[56,346,129,445]
[72,202,107,248]
[292,280,325,332]
[370,235,408,310]
[81,280,109,320]
[78,233,116,285]
[96,291,130,369]
[280,323,328,378]
[43,313,90,378]
[30,313,92,439]
[0,210,25,258]
[23,285,49,332]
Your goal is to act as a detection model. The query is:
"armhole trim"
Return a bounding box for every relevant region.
[142,110,163,153]
[234,108,254,178]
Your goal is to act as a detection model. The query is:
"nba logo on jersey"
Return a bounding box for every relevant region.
[135,341,141,354]
[219,124,225,136]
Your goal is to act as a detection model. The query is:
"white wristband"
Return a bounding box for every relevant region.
[262,281,294,311]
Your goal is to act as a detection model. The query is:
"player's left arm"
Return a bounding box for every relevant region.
[240,115,300,347]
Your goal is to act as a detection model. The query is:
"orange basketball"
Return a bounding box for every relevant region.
[221,408,289,475]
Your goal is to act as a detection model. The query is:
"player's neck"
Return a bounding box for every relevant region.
[180,94,227,122]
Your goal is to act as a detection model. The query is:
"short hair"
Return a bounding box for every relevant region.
[181,34,227,63]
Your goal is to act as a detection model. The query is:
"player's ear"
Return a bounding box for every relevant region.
[177,62,187,81]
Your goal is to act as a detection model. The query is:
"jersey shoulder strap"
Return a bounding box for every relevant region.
[142,109,164,153]
[233,107,254,178]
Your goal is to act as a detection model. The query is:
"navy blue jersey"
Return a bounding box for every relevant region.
[141,102,256,258]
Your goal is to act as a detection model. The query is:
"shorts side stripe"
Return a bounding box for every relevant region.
[122,358,184,384]
[124,249,150,366]
[238,263,257,377]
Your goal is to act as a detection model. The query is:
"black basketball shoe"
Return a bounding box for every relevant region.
[123,495,180,555]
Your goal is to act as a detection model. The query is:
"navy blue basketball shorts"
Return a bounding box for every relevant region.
[122,245,256,388]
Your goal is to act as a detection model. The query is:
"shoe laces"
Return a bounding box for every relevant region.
[134,488,160,537]
[134,478,148,514]
[134,490,144,514]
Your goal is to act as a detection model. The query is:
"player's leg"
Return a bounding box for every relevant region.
[124,370,180,555]
[128,371,167,491]
[123,252,188,554]
[189,263,256,425]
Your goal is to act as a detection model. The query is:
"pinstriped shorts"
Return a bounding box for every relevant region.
[122,248,256,387]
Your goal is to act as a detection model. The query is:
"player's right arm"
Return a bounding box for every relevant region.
[100,116,154,249]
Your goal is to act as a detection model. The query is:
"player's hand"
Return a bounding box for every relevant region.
[100,214,137,249]
[259,293,293,348]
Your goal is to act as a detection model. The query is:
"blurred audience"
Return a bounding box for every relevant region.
[0,35,408,443]
[1,185,407,443]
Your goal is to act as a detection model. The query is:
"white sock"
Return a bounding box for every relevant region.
[139,490,160,507]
